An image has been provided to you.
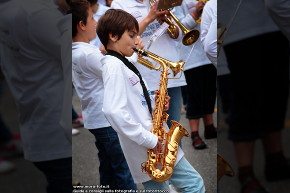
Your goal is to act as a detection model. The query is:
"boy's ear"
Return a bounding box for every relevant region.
[109,33,118,42]
[78,21,86,31]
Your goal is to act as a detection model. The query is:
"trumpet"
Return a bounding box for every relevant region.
[150,0,179,39]
[150,0,200,46]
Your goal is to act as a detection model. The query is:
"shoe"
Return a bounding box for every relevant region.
[0,134,23,157]
[192,135,207,150]
[72,115,84,128]
[265,159,290,181]
[204,124,217,139]
[72,127,80,136]
[240,177,269,193]
[0,158,15,174]
[169,184,181,193]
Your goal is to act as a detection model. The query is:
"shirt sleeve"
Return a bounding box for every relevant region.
[200,1,217,66]
[102,57,158,149]
[263,0,290,41]
[174,6,199,30]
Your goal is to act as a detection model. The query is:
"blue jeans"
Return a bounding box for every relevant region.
[89,127,137,190]
[166,87,182,129]
[143,156,205,193]
[33,157,72,193]
[72,90,78,120]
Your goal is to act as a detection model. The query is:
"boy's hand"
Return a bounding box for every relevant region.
[191,1,205,20]
[154,91,170,111]
[152,137,163,155]
[164,95,171,111]
[136,36,144,50]
[146,1,168,23]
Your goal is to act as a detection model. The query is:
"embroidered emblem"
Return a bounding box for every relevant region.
[129,75,139,86]
[131,11,142,19]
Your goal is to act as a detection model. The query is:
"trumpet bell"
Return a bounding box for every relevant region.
[182,30,200,46]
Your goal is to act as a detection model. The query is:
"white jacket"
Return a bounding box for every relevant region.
[102,55,184,183]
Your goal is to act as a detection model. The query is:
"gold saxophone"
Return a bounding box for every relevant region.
[133,48,189,182]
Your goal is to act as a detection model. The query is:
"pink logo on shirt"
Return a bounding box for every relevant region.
[131,11,142,19]
[129,75,139,86]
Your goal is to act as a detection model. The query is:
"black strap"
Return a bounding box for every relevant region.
[106,50,153,118]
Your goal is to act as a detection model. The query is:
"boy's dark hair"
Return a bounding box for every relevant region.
[72,0,91,37]
[97,9,139,49]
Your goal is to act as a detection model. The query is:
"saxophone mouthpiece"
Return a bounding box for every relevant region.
[133,48,148,56]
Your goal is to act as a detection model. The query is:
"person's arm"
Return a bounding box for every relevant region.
[174,2,204,30]
[263,0,290,41]
[138,2,167,35]
[200,1,217,66]
[102,57,158,149]
[111,0,166,36]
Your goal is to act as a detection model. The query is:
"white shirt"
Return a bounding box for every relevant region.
[263,0,290,41]
[111,0,187,91]
[219,0,279,46]
[101,55,184,184]
[0,0,71,162]
[200,0,217,66]
[98,0,106,6]
[72,42,110,129]
[90,4,110,49]
[174,0,212,70]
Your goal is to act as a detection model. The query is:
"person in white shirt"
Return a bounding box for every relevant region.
[174,0,217,150]
[0,0,72,192]
[111,0,187,130]
[71,0,136,190]
[220,1,290,193]
[97,9,205,192]
[89,0,110,51]
[200,0,217,66]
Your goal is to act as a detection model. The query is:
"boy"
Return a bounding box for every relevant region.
[72,0,136,190]
[111,0,187,130]
[97,9,205,192]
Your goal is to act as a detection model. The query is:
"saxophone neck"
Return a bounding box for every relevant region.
[133,48,167,71]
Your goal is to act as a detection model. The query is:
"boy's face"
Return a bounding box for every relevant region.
[85,7,97,42]
[113,29,139,57]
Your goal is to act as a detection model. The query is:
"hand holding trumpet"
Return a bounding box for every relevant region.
[191,1,206,20]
